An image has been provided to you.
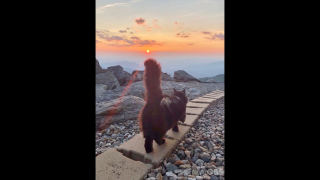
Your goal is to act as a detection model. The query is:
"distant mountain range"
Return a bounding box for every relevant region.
[99,60,224,79]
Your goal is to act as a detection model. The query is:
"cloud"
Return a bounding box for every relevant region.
[126,28,130,30]
[125,39,135,45]
[96,3,128,13]
[205,32,224,40]
[135,18,145,25]
[96,0,143,13]
[175,22,178,25]
[176,32,190,38]
[104,36,124,41]
[188,43,194,45]
[202,31,211,35]
[130,37,140,40]
[130,32,133,34]
[119,30,127,33]
[97,34,160,47]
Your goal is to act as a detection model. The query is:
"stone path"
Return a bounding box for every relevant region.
[96,90,224,180]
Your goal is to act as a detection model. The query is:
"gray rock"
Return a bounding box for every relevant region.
[148,172,156,178]
[166,171,177,178]
[179,164,191,169]
[177,150,186,159]
[210,176,219,180]
[96,71,120,89]
[96,95,145,130]
[174,70,202,82]
[183,168,191,175]
[132,70,144,82]
[168,154,180,164]
[192,153,199,163]
[146,178,157,180]
[96,59,103,74]
[107,65,126,86]
[162,72,175,81]
[199,169,205,176]
[192,169,199,176]
[166,163,179,172]
[122,71,133,85]
[199,153,211,162]
[195,159,204,166]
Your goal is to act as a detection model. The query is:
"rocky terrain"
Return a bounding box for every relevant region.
[96,97,225,180]
[95,59,225,180]
[144,97,225,180]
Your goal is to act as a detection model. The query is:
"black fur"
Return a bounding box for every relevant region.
[138,58,188,153]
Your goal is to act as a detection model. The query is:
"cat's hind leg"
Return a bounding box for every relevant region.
[172,123,179,132]
[144,133,154,153]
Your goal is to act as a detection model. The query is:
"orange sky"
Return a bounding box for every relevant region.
[96,0,224,58]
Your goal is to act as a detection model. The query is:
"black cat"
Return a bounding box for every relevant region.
[138,58,188,153]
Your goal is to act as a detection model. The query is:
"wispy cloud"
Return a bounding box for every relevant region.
[202,31,211,35]
[97,34,160,47]
[96,0,143,13]
[119,30,127,33]
[188,43,194,45]
[204,32,224,40]
[176,32,190,38]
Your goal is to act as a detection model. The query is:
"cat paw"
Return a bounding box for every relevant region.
[172,127,179,132]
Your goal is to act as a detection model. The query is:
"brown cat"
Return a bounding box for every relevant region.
[138,58,188,153]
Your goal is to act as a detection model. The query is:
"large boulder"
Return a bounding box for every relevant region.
[96,95,145,130]
[122,71,133,86]
[107,65,126,86]
[96,59,103,74]
[162,72,175,81]
[132,70,144,82]
[174,70,202,82]
[96,71,120,89]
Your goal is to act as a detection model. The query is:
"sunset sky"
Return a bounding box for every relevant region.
[96,0,224,64]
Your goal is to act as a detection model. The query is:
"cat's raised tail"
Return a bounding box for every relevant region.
[143,58,163,103]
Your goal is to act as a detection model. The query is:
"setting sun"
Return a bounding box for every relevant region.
[147,50,149,53]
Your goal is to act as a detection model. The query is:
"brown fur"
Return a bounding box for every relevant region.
[138,58,188,153]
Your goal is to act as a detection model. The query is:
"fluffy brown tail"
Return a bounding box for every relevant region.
[143,58,163,102]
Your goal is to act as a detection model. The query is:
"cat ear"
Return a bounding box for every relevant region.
[182,89,186,94]
[173,88,177,92]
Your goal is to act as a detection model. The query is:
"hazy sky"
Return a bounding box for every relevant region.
[96,0,224,64]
